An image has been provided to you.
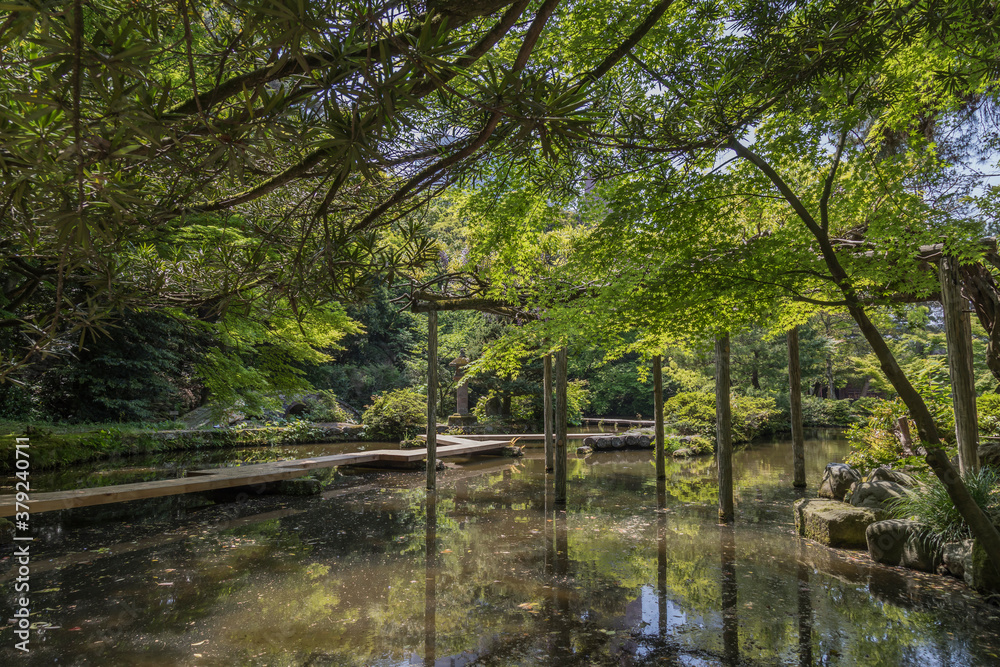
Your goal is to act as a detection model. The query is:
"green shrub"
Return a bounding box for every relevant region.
[799,396,854,427]
[304,390,352,423]
[731,394,782,441]
[663,391,781,443]
[362,388,427,441]
[687,435,714,454]
[845,398,919,471]
[850,396,882,419]
[978,392,1000,436]
[845,382,956,472]
[888,467,1000,543]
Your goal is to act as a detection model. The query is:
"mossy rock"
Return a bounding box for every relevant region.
[967,539,1000,593]
[794,497,878,548]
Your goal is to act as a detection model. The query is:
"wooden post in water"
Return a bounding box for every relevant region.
[716,334,734,524]
[555,347,569,504]
[426,310,438,490]
[940,256,980,474]
[788,327,806,488]
[653,354,666,480]
[544,353,554,472]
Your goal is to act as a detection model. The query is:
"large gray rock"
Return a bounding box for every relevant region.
[672,448,694,458]
[818,463,861,500]
[862,467,921,488]
[967,539,1000,592]
[866,519,941,572]
[979,440,1000,468]
[847,480,911,512]
[794,498,879,548]
[942,540,972,579]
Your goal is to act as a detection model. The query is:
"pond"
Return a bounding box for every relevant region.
[2,433,999,665]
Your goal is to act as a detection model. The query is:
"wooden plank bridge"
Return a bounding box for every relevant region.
[0,434,513,518]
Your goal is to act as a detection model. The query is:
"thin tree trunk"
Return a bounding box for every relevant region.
[940,255,980,474]
[788,327,806,488]
[653,354,666,480]
[826,355,836,399]
[555,347,568,504]
[426,310,437,491]
[544,353,554,472]
[716,334,734,524]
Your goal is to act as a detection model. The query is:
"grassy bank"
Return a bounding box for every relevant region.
[0,421,363,473]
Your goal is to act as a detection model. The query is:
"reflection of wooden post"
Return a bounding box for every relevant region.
[788,327,806,488]
[544,354,554,472]
[653,354,666,480]
[940,256,980,474]
[426,311,438,490]
[424,490,437,667]
[716,334,734,523]
[555,348,568,504]
[657,481,667,638]
[554,507,571,660]
[720,525,739,666]
[796,542,812,667]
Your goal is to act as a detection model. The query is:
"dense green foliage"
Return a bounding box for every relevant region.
[662,391,783,443]
[361,388,427,442]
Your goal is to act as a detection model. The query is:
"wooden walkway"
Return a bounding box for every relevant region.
[0,435,508,518]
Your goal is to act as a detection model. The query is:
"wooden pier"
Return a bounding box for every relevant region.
[0,435,509,518]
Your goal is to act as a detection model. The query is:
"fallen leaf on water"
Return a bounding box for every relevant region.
[67,627,82,631]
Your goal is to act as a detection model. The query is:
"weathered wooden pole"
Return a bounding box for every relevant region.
[788,327,806,488]
[653,354,666,480]
[716,334,734,524]
[426,310,438,490]
[940,256,980,474]
[555,347,569,504]
[544,353,554,472]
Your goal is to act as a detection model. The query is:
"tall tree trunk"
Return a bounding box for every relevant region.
[941,255,980,474]
[543,353,554,472]
[716,334,734,524]
[788,327,806,488]
[825,355,836,399]
[426,310,438,491]
[751,350,760,390]
[555,347,568,504]
[729,137,1000,576]
[653,354,666,480]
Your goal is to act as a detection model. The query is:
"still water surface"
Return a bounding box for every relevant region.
[2,434,999,665]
